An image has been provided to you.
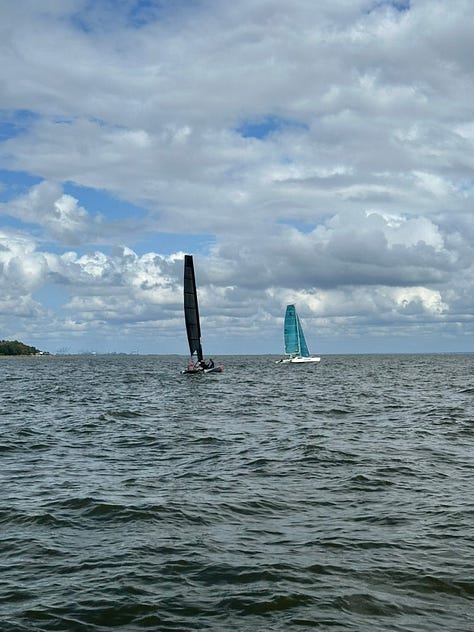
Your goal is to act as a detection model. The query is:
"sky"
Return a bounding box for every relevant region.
[1,0,473,356]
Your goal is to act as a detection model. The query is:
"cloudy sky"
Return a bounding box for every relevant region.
[1,0,473,355]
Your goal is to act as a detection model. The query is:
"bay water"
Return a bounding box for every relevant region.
[1,354,473,631]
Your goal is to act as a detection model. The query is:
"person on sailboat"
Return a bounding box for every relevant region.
[208,358,214,368]
[187,359,202,372]
[196,359,209,370]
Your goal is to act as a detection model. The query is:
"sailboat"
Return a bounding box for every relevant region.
[181,255,224,374]
[276,304,321,364]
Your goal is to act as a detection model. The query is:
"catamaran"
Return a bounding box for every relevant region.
[277,304,321,364]
[181,255,223,374]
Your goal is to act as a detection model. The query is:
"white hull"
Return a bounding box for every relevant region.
[277,355,321,364]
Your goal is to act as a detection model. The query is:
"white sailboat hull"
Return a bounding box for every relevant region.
[277,355,321,364]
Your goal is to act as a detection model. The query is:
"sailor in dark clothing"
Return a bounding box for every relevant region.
[198,359,214,369]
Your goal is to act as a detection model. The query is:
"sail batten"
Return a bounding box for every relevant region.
[183,255,203,361]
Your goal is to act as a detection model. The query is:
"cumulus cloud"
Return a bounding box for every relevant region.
[1,181,98,244]
[0,230,47,290]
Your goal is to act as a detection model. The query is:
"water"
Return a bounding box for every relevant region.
[1,354,473,631]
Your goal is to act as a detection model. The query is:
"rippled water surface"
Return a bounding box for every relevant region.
[1,354,473,631]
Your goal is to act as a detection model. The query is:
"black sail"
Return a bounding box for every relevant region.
[183,255,203,361]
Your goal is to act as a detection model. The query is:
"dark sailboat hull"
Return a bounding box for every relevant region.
[181,364,224,375]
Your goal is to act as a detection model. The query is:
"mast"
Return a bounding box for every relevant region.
[183,255,203,362]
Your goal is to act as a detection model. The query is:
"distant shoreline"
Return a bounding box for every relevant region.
[1,351,473,358]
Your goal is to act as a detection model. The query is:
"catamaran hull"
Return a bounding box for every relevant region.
[277,356,321,364]
[181,364,224,374]
[204,365,224,373]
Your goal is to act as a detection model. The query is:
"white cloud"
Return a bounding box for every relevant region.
[0,230,47,290]
[0,0,474,352]
[1,181,98,245]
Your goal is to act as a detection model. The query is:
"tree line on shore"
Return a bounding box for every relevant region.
[0,340,42,355]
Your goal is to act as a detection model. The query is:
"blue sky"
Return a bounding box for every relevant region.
[1,0,474,355]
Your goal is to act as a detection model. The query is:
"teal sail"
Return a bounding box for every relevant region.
[284,304,310,357]
[296,312,310,357]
